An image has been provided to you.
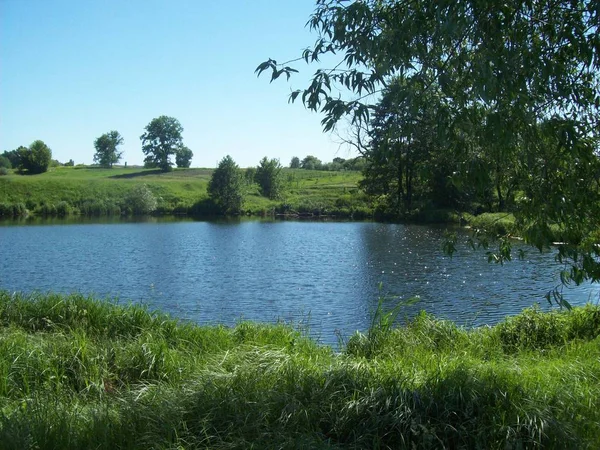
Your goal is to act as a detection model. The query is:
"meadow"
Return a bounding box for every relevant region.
[0,166,370,219]
[0,291,599,449]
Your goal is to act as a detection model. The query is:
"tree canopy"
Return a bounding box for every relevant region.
[93,131,124,168]
[255,157,284,199]
[140,116,184,171]
[18,140,52,174]
[175,146,194,168]
[208,155,244,214]
[258,0,600,303]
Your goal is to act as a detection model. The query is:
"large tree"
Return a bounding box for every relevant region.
[208,155,244,214]
[257,0,600,302]
[93,130,124,168]
[18,140,52,174]
[140,116,184,171]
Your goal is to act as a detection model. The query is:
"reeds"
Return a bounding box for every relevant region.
[1,291,598,449]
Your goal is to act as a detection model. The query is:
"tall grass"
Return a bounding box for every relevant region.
[1,291,599,449]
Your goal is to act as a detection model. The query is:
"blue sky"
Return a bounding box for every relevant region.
[0,0,356,168]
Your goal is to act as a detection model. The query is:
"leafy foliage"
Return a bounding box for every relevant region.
[175,145,193,168]
[255,156,284,199]
[258,0,600,298]
[1,149,22,168]
[124,184,158,215]
[208,155,244,214]
[300,155,322,170]
[0,155,11,169]
[289,156,300,169]
[140,116,184,171]
[93,130,124,168]
[18,140,52,174]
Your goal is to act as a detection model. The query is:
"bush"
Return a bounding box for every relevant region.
[124,185,158,215]
[56,201,72,217]
[0,203,12,217]
[495,305,600,352]
[79,200,121,216]
[0,167,8,176]
[0,203,27,217]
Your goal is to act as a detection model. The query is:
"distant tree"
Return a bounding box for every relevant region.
[93,130,124,168]
[175,146,193,168]
[18,140,52,174]
[255,157,284,199]
[208,155,244,214]
[244,167,256,185]
[290,156,300,169]
[140,116,184,171]
[64,159,75,167]
[2,148,24,168]
[301,155,322,170]
[0,155,11,169]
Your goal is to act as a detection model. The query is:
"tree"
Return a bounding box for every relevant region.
[1,149,22,168]
[301,155,322,170]
[93,131,124,168]
[244,167,257,185]
[140,116,184,171]
[208,155,244,214]
[255,157,284,199]
[18,140,52,174]
[290,156,301,169]
[175,146,193,168]
[257,0,600,303]
[0,155,11,169]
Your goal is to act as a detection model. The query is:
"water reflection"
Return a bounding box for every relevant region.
[0,219,597,344]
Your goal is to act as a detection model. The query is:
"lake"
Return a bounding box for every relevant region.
[1,218,597,344]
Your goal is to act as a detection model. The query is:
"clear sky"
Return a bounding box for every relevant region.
[0,0,356,168]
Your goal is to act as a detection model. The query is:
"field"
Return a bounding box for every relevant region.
[0,166,369,218]
[0,291,599,449]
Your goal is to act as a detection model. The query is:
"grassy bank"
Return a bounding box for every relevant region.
[0,166,370,219]
[1,291,599,449]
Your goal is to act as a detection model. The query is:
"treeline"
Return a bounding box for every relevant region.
[289,155,365,171]
[0,141,71,175]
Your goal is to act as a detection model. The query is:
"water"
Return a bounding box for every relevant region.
[1,218,597,344]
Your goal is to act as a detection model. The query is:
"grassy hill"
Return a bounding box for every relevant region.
[0,166,370,219]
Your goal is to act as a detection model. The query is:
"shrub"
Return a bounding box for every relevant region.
[79,200,121,216]
[0,167,8,176]
[56,201,72,217]
[124,185,158,215]
[0,203,12,216]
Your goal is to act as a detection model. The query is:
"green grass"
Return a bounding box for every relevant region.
[1,291,599,449]
[0,166,370,219]
[462,212,517,236]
